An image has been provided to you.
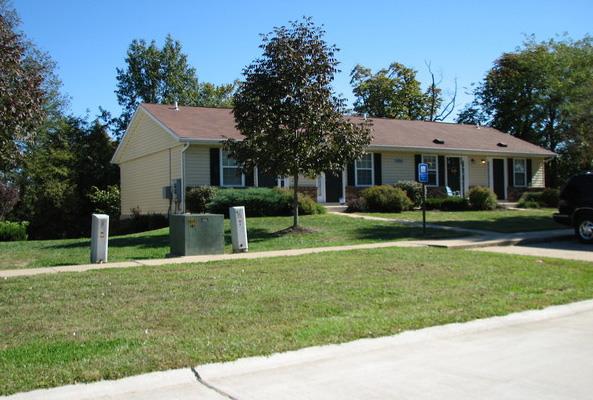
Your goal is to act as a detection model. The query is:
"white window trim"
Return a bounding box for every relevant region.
[421,154,439,187]
[513,158,527,187]
[354,153,374,187]
[220,149,245,187]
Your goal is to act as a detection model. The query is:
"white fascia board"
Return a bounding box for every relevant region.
[366,144,555,158]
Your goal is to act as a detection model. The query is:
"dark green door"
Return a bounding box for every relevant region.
[446,157,461,192]
[493,159,505,199]
[325,172,342,203]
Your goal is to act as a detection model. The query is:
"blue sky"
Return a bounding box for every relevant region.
[13,0,593,121]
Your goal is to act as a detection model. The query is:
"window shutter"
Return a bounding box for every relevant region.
[414,154,421,181]
[245,168,255,187]
[438,156,445,186]
[373,153,382,185]
[210,148,220,186]
[507,158,514,187]
[347,162,355,186]
[526,159,533,187]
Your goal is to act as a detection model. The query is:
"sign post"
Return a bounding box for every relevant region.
[418,163,429,236]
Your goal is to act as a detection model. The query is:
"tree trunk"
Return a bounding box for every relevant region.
[292,173,299,228]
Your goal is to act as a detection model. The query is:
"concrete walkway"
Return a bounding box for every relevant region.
[7,299,593,400]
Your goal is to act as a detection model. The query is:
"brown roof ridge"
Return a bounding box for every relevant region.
[141,103,233,111]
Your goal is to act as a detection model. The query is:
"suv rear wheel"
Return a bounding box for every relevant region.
[575,212,593,243]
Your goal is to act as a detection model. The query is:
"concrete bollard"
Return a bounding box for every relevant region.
[91,214,109,263]
[229,206,248,253]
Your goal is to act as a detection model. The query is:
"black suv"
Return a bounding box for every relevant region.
[553,171,593,243]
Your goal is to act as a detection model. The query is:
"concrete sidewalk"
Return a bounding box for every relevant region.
[7,299,593,400]
[473,240,593,262]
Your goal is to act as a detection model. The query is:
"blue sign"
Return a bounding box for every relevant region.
[418,163,429,184]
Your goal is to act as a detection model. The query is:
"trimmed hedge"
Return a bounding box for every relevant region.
[425,196,470,211]
[469,186,497,210]
[360,185,412,213]
[207,187,325,217]
[0,221,29,241]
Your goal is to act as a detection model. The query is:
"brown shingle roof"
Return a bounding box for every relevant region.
[141,103,555,157]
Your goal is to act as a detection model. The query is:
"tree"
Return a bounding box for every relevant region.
[196,81,235,108]
[0,180,18,220]
[350,61,455,121]
[0,1,52,172]
[225,17,371,228]
[115,35,200,137]
[457,36,593,187]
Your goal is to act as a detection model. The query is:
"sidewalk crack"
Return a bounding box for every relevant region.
[191,367,240,400]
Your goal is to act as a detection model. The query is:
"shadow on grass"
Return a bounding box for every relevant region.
[48,232,170,250]
[429,215,564,233]
[352,225,463,241]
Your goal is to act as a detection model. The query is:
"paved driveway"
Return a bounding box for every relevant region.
[7,301,593,400]
[473,238,593,262]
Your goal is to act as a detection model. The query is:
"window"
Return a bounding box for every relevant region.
[221,150,244,187]
[355,153,373,187]
[513,159,526,187]
[422,155,438,186]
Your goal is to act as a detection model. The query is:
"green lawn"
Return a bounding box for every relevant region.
[0,214,460,270]
[361,208,564,233]
[2,246,593,395]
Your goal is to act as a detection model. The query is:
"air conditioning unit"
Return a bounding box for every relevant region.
[229,206,248,253]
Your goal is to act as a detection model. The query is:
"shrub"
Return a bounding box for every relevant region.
[518,200,540,209]
[0,221,29,241]
[540,188,560,207]
[207,187,323,217]
[394,181,423,207]
[469,186,497,210]
[425,197,444,210]
[88,185,120,218]
[345,197,367,213]
[111,207,169,235]
[439,197,470,211]
[186,186,216,213]
[361,185,412,213]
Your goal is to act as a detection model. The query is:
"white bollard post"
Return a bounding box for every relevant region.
[91,214,109,263]
[229,206,248,253]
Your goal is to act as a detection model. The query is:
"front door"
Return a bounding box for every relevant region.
[492,159,505,199]
[325,171,342,203]
[446,157,461,193]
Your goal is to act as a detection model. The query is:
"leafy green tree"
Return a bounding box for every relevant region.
[458,36,593,186]
[17,116,119,238]
[351,63,429,119]
[115,35,200,136]
[225,17,371,228]
[197,82,236,108]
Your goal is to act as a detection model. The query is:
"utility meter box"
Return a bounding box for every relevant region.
[91,214,109,263]
[169,213,224,256]
[229,206,248,253]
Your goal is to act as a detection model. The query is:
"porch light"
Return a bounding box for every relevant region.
[481,159,487,164]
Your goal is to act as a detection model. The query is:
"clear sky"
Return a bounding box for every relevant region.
[12,0,593,121]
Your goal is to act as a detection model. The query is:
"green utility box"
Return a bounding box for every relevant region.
[169,213,224,256]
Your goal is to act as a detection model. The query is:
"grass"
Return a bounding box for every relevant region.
[2,246,593,395]
[361,208,564,233]
[0,214,461,270]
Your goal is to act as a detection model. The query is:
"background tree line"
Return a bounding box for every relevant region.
[0,1,234,238]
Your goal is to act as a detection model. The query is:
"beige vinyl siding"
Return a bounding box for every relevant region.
[381,152,415,184]
[531,158,545,188]
[469,159,489,187]
[185,145,211,187]
[120,145,183,216]
[116,110,178,163]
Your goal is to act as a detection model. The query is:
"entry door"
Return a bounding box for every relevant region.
[492,159,505,200]
[446,157,461,192]
[325,171,342,203]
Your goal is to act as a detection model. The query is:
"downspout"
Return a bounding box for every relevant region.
[180,142,190,213]
[168,148,172,216]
